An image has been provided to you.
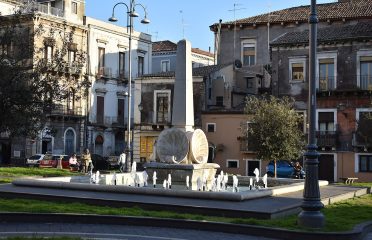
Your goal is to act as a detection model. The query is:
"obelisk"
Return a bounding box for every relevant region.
[172,39,194,132]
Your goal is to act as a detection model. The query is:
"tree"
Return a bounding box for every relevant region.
[244,95,305,178]
[0,12,89,139]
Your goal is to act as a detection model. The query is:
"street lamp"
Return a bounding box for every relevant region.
[298,0,325,228]
[109,1,150,172]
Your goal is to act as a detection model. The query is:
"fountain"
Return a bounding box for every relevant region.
[144,40,220,190]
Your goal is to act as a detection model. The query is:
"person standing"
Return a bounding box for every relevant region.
[294,161,303,179]
[81,148,92,173]
[118,151,126,173]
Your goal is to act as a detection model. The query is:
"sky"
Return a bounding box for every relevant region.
[86,0,335,52]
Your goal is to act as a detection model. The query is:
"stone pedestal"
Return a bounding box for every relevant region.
[144,162,220,190]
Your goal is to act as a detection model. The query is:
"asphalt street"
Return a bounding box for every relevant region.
[0,222,277,240]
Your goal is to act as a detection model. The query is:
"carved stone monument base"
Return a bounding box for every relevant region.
[144,162,220,191]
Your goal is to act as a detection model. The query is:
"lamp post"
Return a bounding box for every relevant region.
[298,0,325,228]
[109,1,150,172]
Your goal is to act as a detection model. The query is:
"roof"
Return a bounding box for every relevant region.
[140,63,231,79]
[152,40,177,52]
[271,21,372,46]
[210,0,372,30]
[152,40,214,58]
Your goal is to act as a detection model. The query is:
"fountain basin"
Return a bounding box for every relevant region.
[11,174,329,202]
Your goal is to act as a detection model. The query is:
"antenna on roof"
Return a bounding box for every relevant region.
[179,10,189,39]
[228,3,246,63]
[152,31,159,41]
[267,2,279,61]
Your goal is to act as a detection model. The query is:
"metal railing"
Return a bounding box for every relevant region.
[96,67,112,78]
[24,2,64,18]
[318,76,335,92]
[360,75,372,90]
[315,131,337,147]
[238,136,257,152]
[91,115,128,127]
[114,70,129,80]
[48,105,82,116]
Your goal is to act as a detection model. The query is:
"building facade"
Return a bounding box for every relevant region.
[1,0,88,161]
[271,22,372,182]
[85,16,152,157]
[206,0,372,178]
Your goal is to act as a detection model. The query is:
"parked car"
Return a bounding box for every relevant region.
[25,154,45,167]
[266,160,305,178]
[39,154,70,169]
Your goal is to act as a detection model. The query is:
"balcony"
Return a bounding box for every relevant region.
[114,70,129,82]
[318,76,335,92]
[238,136,257,152]
[360,75,372,91]
[91,115,128,128]
[47,105,82,117]
[316,131,337,150]
[96,67,112,79]
[24,2,64,18]
[66,62,82,75]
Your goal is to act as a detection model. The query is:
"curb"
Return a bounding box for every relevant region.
[0,213,371,240]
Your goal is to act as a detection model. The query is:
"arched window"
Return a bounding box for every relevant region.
[65,129,75,156]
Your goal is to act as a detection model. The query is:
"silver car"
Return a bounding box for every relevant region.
[25,154,45,167]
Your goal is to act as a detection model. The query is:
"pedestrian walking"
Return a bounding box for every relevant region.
[118,151,126,173]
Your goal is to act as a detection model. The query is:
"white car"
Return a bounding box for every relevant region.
[25,154,45,167]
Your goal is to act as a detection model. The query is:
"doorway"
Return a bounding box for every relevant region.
[318,154,335,182]
[246,159,260,176]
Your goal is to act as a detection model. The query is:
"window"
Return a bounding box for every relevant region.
[206,123,216,132]
[240,122,257,152]
[67,89,75,111]
[216,96,223,106]
[117,98,124,125]
[96,96,104,124]
[241,40,256,66]
[98,47,105,68]
[71,2,78,14]
[98,47,105,75]
[359,155,372,172]
[138,56,144,76]
[227,159,239,168]
[154,91,170,124]
[161,60,170,72]
[360,56,372,90]
[0,42,12,56]
[317,53,337,91]
[68,50,75,64]
[289,58,306,82]
[119,52,125,78]
[45,45,53,62]
[318,112,335,133]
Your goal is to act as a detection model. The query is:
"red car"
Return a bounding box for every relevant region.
[39,154,70,169]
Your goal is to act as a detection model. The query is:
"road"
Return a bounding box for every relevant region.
[0,222,277,240]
